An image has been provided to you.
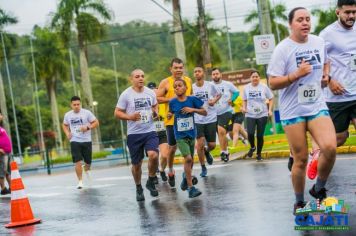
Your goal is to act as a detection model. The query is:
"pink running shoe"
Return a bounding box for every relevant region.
[307,149,320,180]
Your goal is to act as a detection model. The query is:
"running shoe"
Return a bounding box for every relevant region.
[188,186,202,198]
[160,171,168,182]
[204,147,214,165]
[136,187,145,201]
[0,187,10,195]
[293,201,307,216]
[288,155,294,172]
[82,165,92,183]
[192,176,198,185]
[168,171,175,187]
[180,172,188,191]
[247,147,256,158]
[307,149,320,180]
[200,165,207,177]
[309,184,327,201]
[77,180,83,189]
[256,155,263,162]
[146,179,159,197]
[220,152,229,162]
[153,175,159,185]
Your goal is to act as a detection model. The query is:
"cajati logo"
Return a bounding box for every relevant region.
[294,197,350,231]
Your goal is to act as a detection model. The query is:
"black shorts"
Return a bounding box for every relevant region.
[166,125,177,146]
[232,112,245,124]
[327,100,356,133]
[196,122,217,143]
[70,142,92,164]
[157,130,168,145]
[127,131,159,165]
[217,112,233,131]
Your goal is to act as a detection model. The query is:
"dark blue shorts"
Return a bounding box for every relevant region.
[166,125,177,146]
[127,131,159,165]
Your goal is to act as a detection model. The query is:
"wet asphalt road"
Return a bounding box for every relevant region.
[0,154,355,236]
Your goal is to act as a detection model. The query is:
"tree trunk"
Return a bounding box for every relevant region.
[197,0,212,77]
[49,77,63,151]
[77,37,100,151]
[0,72,11,139]
[172,0,187,64]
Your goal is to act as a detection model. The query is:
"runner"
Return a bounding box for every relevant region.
[0,113,11,195]
[268,7,337,214]
[242,71,274,161]
[192,66,221,177]
[115,69,160,201]
[156,58,193,187]
[231,93,248,147]
[320,0,356,147]
[168,78,206,198]
[63,96,99,189]
[147,82,169,182]
[211,68,239,162]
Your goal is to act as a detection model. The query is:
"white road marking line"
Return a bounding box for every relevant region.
[27,193,63,198]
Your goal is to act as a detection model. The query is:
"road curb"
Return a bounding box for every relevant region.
[173,145,356,164]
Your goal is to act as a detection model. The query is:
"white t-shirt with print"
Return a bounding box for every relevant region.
[267,35,328,120]
[63,108,97,143]
[242,83,273,118]
[320,21,356,102]
[116,86,157,135]
[193,81,220,124]
[212,80,238,115]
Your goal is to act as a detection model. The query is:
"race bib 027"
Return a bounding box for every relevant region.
[297,83,320,104]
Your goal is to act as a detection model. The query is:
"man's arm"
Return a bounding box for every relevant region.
[62,123,72,140]
[114,108,140,121]
[156,79,170,103]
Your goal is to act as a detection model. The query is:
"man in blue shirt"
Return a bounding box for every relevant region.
[168,78,207,198]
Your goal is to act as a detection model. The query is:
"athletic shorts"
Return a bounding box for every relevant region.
[232,112,245,124]
[217,112,233,131]
[70,142,92,164]
[281,110,330,127]
[196,122,217,143]
[127,131,159,165]
[327,100,356,133]
[166,125,177,146]
[177,138,195,157]
[0,154,10,177]
[157,130,168,145]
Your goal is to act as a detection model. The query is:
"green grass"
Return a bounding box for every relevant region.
[22,150,111,165]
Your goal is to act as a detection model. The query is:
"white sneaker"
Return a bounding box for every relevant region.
[77,180,83,189]
[82,165,92,184]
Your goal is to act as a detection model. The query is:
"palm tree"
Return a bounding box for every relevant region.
[30,26,69,151]
[164,0,187,63]
[183,15,222,70]
[0,8,17,137]
[51,0,112,109]
[312,8,337,35]
[244,0,288,42]
[51,0,112,149]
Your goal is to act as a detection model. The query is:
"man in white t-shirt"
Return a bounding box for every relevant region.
[63,96,99,189]
[115,69,160,201]
[319,0,356,146]
[193,66,221,177]
[211,68,239,162]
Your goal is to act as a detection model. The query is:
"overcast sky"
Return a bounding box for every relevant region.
[0,0,337,35]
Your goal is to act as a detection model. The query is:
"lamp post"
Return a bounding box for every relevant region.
[111,42,128,163]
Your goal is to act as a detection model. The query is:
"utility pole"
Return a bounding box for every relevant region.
[0,72,11,138]
[223,0,234,71]
[1,32,22,156]
[256,0,277,134]
[197,0,212,78]
[171,0,187,64]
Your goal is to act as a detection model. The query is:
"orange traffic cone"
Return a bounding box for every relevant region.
[5,162,41,228]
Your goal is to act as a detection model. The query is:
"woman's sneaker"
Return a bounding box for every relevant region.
[247,147,256,158]
[307,149,320,180]
[188,186,202,198]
